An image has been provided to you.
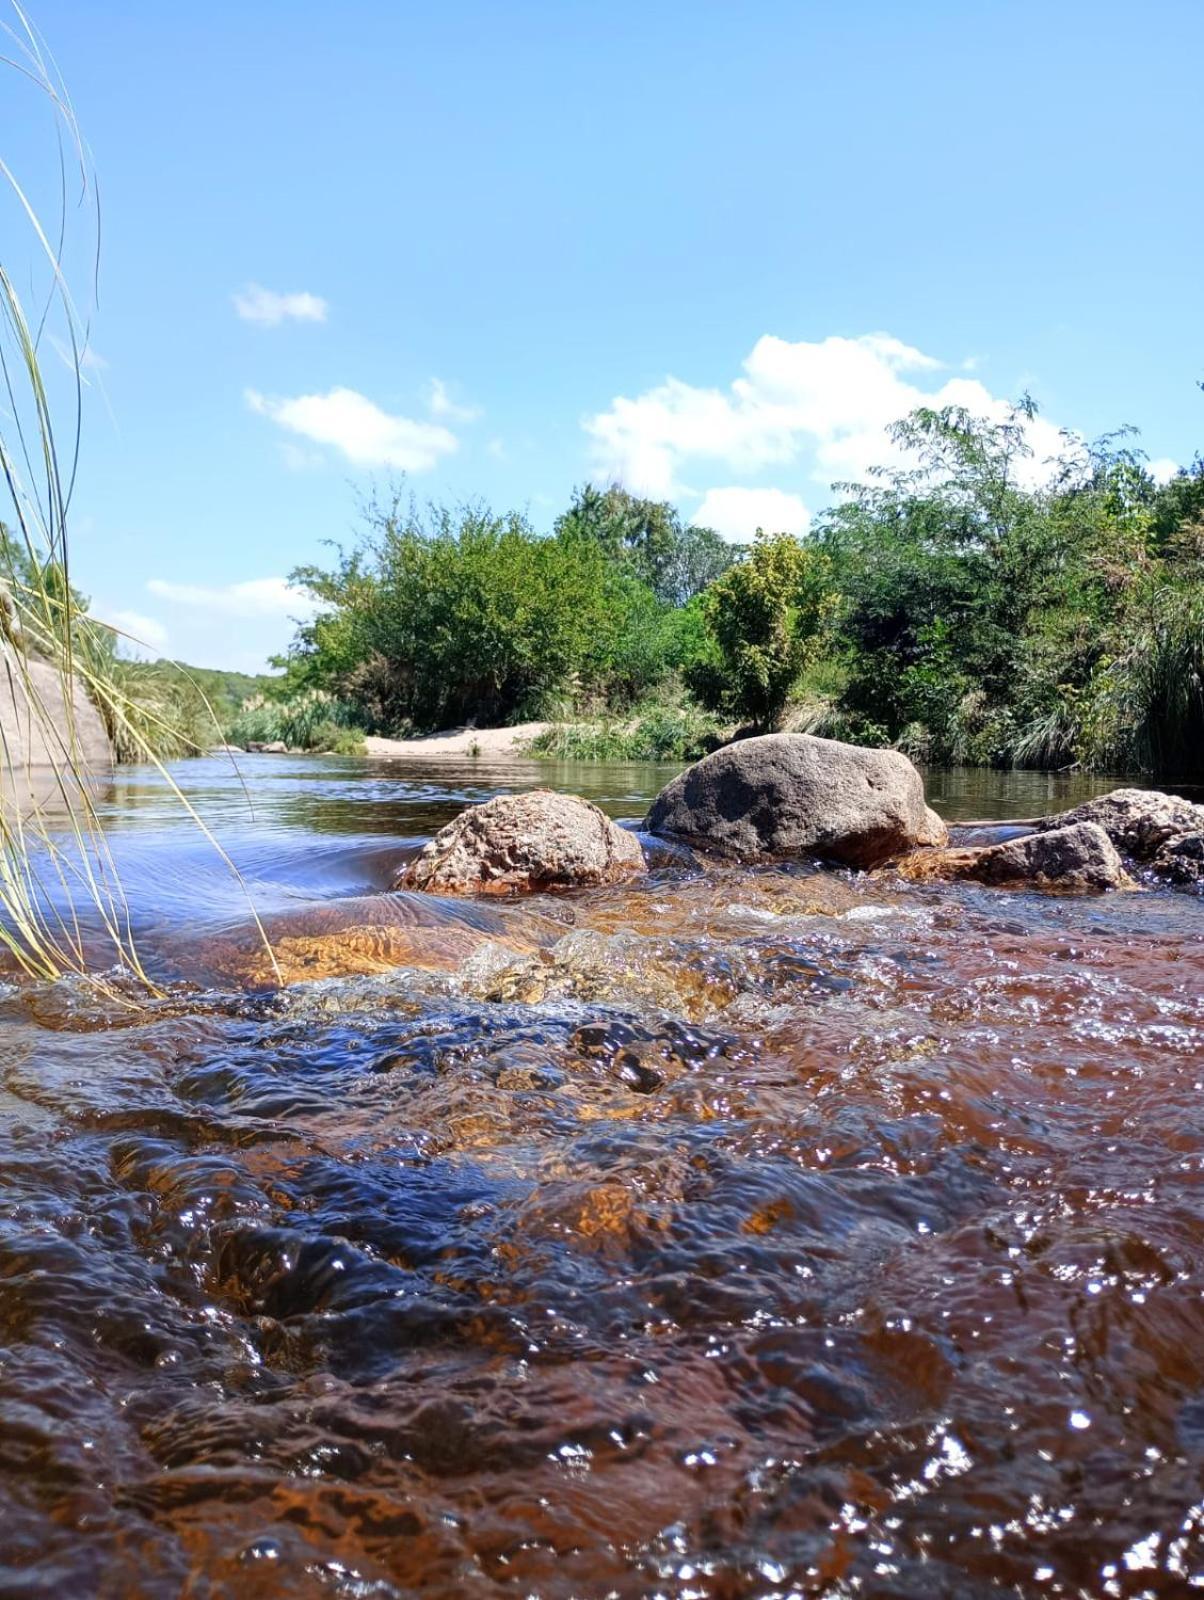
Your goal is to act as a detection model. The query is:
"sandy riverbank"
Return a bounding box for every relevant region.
[362,722,550,760]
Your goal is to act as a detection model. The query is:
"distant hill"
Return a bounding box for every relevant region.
[122,658,278,722]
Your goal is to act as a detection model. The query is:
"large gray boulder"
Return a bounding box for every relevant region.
[400,789,646,897]
[644,733,947,867]
[0,646,111,772]
[960,821,1132,892]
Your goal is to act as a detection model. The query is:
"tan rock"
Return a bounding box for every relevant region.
[400,789,646,897]
[1038,788,1204,860]
[0,646,110,771]
[903,821,1134,893]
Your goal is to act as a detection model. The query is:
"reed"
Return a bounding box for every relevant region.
[0,6,278,986]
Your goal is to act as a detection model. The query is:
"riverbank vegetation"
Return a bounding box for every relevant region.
[266,398,1203,779]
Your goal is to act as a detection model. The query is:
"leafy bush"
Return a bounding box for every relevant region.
[525,700,726,763]
[225,691,365,754]
[1077,581,1204,776]
[288,495,682,733]
[700,531,834,730]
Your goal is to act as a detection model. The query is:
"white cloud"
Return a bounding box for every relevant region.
[233,284,328,326]
[279,441,326,472]
[486,436,507,460]
[1148,456,1179,486]
[147,576,319,621]
[93,607,169,659]
[585,331,1067,497]
[427,377,481,423]
[247,386,458,471]
[694,486,811,543]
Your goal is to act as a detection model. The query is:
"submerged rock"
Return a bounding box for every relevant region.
[959,821,1133,892]
[644,733,946,868]
[1037,787,1204,860]
[400,789,646,896]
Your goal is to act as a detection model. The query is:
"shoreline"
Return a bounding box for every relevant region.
[361,722,550,760]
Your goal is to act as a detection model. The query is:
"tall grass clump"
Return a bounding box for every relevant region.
[0,8,274,985]
[525,700,726,763]
[226,690,366,754]
[1079,582,1204,778]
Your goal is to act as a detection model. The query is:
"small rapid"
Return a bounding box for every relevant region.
[0,755,1201,1597]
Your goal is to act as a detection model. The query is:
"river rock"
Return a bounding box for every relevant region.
[1037,788,1204,860]
[643,733,946,867]
[1151,831,1204,885]
[960,821,1132,892]
[400,789,646,896]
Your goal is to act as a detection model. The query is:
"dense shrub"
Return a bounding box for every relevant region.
[225,691,365,754]
[272,406,1204,779]
[525,701,726,763]
[700,532,834,730]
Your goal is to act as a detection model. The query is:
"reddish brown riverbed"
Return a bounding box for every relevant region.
[0,756,1201,1597]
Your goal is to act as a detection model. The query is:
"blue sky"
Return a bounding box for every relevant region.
[5,0,1202,672]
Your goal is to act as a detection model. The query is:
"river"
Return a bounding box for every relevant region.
[1,753,1201,1597]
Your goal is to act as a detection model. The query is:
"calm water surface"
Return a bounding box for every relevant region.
[1,754,1202,1597]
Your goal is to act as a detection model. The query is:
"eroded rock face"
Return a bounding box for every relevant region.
[1151,831,1204,885]
[644,733,947,868]
[960,821,1132,892]
[400,790,646,897]
[1038,788,1204,860]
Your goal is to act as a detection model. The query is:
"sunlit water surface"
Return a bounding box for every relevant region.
[1,754,1202,1598]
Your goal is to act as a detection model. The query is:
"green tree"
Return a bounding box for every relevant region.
[287,493,676,732]
[701,530,833,730]
[555,484,735,604]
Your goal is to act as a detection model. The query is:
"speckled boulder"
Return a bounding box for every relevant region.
[400,790,645,896]
[644,733,946,868]
[1038,788,1204,860]
[960,821,1133,892]
[1151,831,1204,886]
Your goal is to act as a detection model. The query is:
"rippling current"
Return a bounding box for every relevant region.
[1,755,1202,1598]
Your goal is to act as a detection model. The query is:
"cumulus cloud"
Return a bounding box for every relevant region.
[1148,457,1180,486]
[427,377,481,423]
[694,486,811,543]
[93,607,169,658]
[247,386,458,471]
[147,576,319,621]
[233,284,328,326]
[585,332,1067,497]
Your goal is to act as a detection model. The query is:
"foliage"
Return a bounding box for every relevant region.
[555,484,737,605]
[699,531,834,730]
[287,493,696,732]
[814,400,1204,774]
[524,700,726,763]
[1077,579,1204,776]
[225,691,366,755]
[276,398,1203,780]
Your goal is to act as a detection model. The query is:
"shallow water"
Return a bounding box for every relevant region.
[1,755,1202,1597]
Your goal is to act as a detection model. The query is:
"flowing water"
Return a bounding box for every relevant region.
[1,754,1202,1598]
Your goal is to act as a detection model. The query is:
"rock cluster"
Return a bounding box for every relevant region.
[899,785,1204,892]
[394,738,1201,902]
[957,821,1132,892]
[398,789,646,896]
[1037,788,1204,885]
